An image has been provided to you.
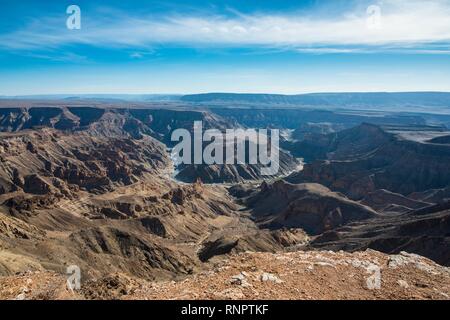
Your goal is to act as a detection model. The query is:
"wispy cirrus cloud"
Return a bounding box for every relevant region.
[1,0,450,54]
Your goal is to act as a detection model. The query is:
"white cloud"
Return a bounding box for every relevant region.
[1,0,450,53]
[129,50,155,58]
[130,52,143,59]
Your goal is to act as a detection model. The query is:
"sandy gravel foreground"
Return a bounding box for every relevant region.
[0,250,449,300]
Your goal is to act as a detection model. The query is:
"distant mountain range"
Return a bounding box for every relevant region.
[181,92,450,113]
[2,91,450,114]
[0,94,182,102]
[2,91,450,105]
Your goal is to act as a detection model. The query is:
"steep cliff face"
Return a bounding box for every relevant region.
[233,180,377,235]
[0,129,168,196]
[0,107,78,132]
[1,107,299,183]
[129,109,236,144]
[311,202,450,266]
[0,107,233,141]
[285,123,392,160]
[213,108,428,130]
[276,124,450,266]
[287,124,450,199]
[175,151,298,184]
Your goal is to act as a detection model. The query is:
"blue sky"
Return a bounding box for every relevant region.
[1,0,450,95]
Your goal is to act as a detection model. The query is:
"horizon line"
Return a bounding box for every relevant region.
[2,90,450,98]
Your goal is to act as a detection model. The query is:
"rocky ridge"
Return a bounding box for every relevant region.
[0,250,448,300]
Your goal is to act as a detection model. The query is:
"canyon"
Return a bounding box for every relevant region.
[0,99,449,300]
